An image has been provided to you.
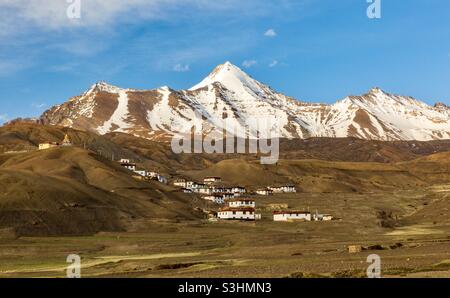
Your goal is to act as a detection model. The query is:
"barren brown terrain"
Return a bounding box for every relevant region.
[0,123,449,277]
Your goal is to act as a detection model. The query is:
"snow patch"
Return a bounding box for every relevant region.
[97,90,132,134]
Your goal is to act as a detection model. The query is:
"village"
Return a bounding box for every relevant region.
[172,176,333,223]
[38,135,333,223]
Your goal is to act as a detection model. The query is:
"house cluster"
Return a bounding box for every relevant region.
[174,177,246,198]
[273,210,333,222]
[38,134,73,150]
[173,175,332,223]
[217,198,261,221]
[256,185,297,195]
[119,159,168,184]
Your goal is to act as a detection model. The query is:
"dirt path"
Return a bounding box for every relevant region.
[0,252,201,276]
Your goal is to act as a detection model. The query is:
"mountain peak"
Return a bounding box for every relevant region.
[189,61,263,95]
[367,87,385,95]
[435,102,450,110]
[86,81,123,95]
[36,63,450,142]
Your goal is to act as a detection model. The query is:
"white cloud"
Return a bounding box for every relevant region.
[31,102,47,110]
[173,64,190,72]
[264,28,277,37]
[242,60,257,68]
[47,62,79,73]
[0,1,289,36]
[269,60,278,67]
[0,114,9,123]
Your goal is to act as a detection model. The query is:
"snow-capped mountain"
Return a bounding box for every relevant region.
[39,62,450,141]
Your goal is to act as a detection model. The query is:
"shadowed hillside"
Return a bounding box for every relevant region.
[0,146,203,236]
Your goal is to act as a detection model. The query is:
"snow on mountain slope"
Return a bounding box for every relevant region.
[37,62,450,142]
[97,89,132,134]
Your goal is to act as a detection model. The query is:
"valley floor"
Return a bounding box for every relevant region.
[1,190,449,278]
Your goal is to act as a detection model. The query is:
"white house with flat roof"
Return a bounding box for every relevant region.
[204,177,222,184]
[215,196,260,221]
[204,195,225,204]
[193,184,214,195]
[232,187,246,194]
[120,159,136,172]
[147,172,159,178]
[273,211,311,222]
[222,193,235,200]
[174,179,187,187]
[134,169,147,177]
[227,199,256,208]
[268,185,297,193]
[282,185,297,193]
[256,189,273,196]
[217,207,256,220]
[186,181,197,189]
[313,212,333,221]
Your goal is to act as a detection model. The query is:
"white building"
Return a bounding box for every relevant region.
[204,195,225,204]
[38,142,59,150]
[147,172,159,178]
[232,187,246,194]
[186,181,198,189]
[134,170,147,177]
[268,185,297,193]
[273,211,311,222]
[313,213,333,221]
[212,186,228,194]
[204,177,222,184]
[216,197,260,221]
[215,187,231,194]
[217,208,256,221]
[174,179,187,188]
[120,159,136,172]
[282,185,297,193]
[256,189,273,196]
[222,193,235,200]
[227,199,256,208]
[157,175,168,184]
[193,184,214,195]
[268,186,284,193]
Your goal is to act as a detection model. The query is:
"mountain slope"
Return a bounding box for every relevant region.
[38,62,450,141]
[0,146,203,236]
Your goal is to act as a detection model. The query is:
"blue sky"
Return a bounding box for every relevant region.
[0,0,449,124]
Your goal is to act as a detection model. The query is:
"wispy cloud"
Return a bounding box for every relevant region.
[264,28,277,37]
[269,60,278,67]
[242,60,257,68]
[31,102,47,110]
[173,64,190,72]
[0,59,30,76]
[49,39,109,57]
[0,1,292,36]
[47,63,78,73]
